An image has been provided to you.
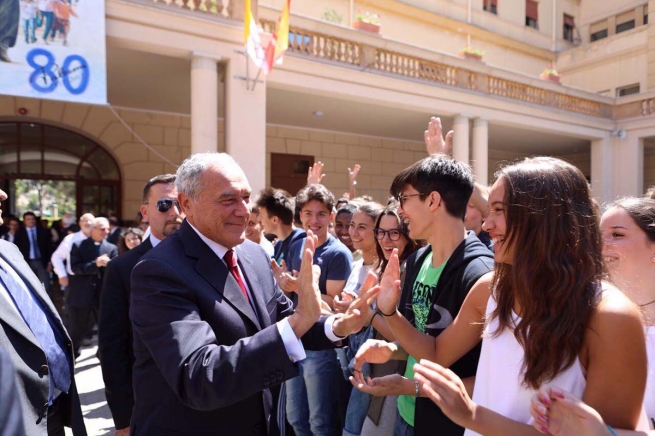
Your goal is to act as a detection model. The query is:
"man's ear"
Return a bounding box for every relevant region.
[179,193,193,219]
[428,191,442,211]
[140,203,149,223]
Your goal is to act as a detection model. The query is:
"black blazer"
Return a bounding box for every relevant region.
[0,240,86,435]
[15,226,52,268]
[67,239,118,308]
[106,227,121,246]
[129,220,335,436]
[98,237,153,429]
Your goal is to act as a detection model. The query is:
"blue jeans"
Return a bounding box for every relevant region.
[40,11,55,40]
[342,326,375,436]
[23,18,35,42]
[286,349,341,436]
[393,409,414,436]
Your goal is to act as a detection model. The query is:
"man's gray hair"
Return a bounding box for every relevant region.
[90,217,109,228]
[175,153,239,201]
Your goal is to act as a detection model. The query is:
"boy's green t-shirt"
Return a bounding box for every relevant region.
[397,252,447,427]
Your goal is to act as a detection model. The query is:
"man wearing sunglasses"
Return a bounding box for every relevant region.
[98,174,183,436]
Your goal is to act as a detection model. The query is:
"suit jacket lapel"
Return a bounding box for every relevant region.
[236,248,269,329]
[179,222,261,330]
[0,249,50,349]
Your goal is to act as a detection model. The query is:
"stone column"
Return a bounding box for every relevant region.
[647,0,655,90]
[452,115,470,165]
[590,137,614,203]
[614,132,644,197]
[224,51,267,194]
[471,118,489,185]
[191,54,220,154]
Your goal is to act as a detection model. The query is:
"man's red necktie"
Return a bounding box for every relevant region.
[224,249,250,303]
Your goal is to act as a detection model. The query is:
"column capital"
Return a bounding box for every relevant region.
[473,118,488,127]
[190,52,223,66]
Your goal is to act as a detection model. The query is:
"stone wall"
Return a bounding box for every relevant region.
[265,125,425,203]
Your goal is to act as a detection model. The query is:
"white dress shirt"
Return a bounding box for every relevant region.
[50,230,87,278]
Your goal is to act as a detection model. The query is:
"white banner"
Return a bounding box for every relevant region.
[0,0,106,105]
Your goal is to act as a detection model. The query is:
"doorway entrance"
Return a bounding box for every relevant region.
[270,153,314,195]
[0,122,121,220]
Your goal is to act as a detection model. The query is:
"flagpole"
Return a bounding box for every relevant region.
[250,68,263,91]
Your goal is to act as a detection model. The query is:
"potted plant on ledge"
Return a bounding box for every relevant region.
[353,11,381,34]
[459,47,485,61]
[540,64,561,84]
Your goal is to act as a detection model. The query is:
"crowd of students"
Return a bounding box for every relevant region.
[218,116,654,436]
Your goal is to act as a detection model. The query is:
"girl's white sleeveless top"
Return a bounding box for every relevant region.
[463,296,587,436]
[645,326,655,426]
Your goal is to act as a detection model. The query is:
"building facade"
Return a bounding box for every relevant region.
[1,0,654,220]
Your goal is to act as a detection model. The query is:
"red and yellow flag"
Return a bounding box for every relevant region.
[264,0,291,74]
[244,0,266,69]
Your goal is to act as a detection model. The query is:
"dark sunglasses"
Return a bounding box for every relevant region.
[145,198,180,213]
[374,228,402,241]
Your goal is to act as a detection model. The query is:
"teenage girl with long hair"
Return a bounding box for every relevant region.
[354,157,647,434]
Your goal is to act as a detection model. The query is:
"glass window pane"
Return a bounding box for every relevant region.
[0,124,18,175]
[44,149,81,177]
[20,144,43,175]
[43,125,95,158]
[82,185,98,203]
[85,149,120,180]
[79,161,100,179]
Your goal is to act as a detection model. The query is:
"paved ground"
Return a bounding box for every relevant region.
[65,337,115,436]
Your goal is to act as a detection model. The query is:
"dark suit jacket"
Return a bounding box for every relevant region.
[106,227,121,246]
[129,220,335,436]
[15,226,52,268]
[0,240,86,435]
[0,345,25,436]
[98,237,153,429]
[67,238,118,308]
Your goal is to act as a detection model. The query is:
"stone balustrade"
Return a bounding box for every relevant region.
[262,19,613,119]
[129,1,614,120]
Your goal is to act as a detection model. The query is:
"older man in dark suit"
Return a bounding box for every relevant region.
[67,217,118,357]
[0,188,86,435]
[98,174,183,435]
[129,153,372,435]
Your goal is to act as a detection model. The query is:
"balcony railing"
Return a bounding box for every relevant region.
[262,19,613,119]
[147,0,245,20]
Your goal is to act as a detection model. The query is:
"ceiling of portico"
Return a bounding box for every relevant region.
[106,43,591,158]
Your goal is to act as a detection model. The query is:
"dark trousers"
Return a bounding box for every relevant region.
[0,0,19,48]
[66,306,97,357]
[46,395,66,436]
[27,258,52,299]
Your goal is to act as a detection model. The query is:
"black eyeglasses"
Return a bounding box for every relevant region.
[396,193,424,206]
[374,228,402,241]
[145,199,180,213]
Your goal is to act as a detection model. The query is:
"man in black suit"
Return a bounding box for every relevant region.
[0,188,86,435]
[67,217,118,357]
[106,217,121,246]
[15,211,53,298]
[98,174,183,435]
[129,153,371,435]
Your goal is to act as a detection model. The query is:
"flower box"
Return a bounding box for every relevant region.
[540,72,561,84]
[353,19,380,34]
[461,51,483,61]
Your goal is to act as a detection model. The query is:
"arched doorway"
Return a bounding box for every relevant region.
[0,121,121,220]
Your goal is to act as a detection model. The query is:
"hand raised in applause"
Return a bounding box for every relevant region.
[332,271,379,337]
[307,162,326,185]
[425,116,453,157]
[350,372,412,397]
[376,249,401,317]
[288,230,322,338]
[413,359,476,429]
[270,259,298,293]
[353,339,399,371]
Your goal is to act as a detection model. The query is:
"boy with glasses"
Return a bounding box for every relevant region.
[353,155,494,436]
